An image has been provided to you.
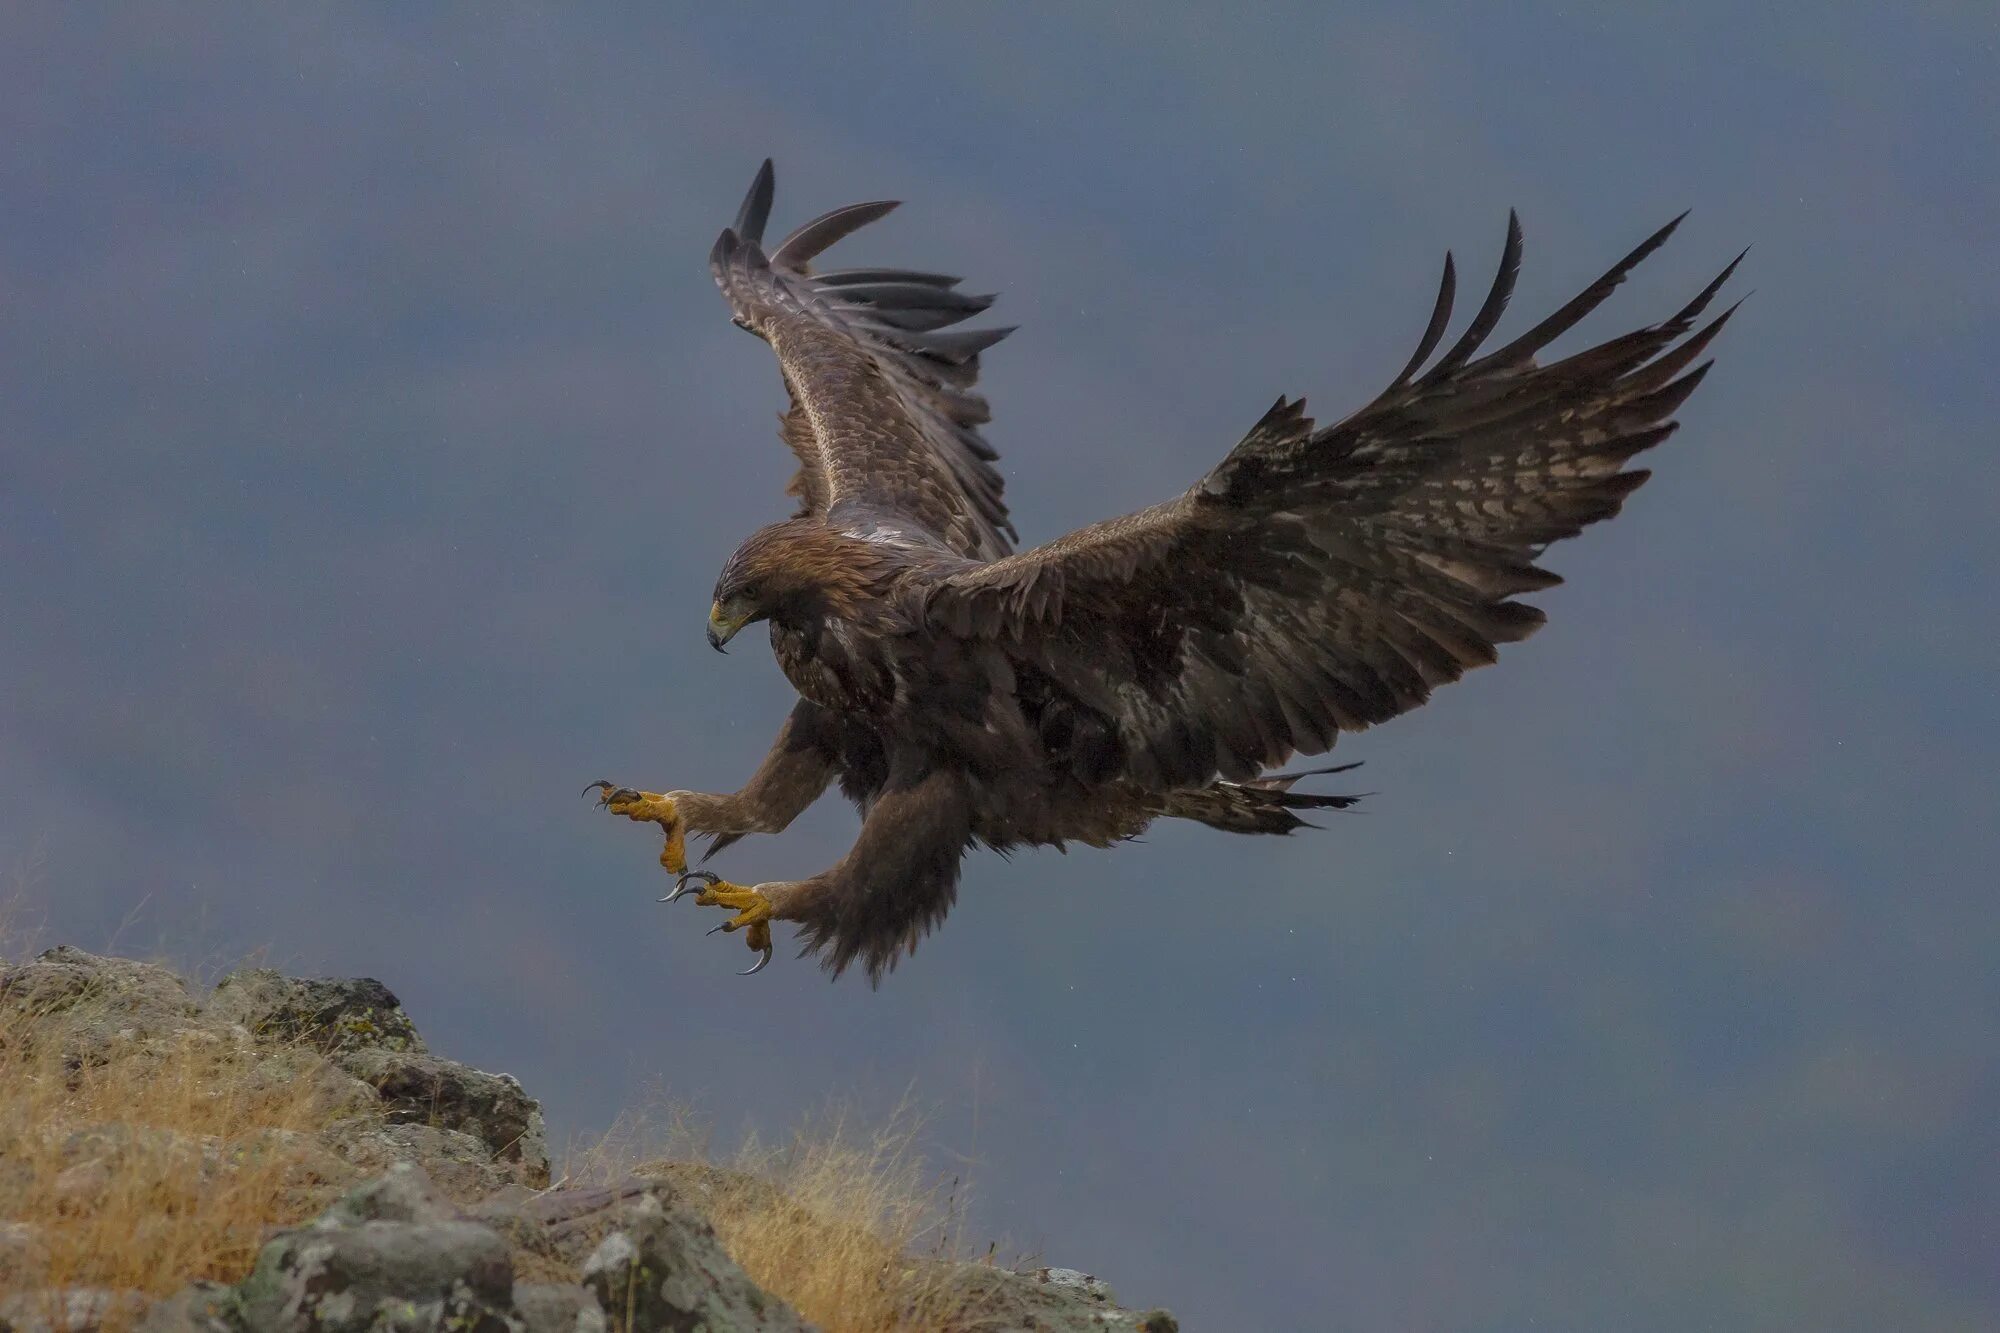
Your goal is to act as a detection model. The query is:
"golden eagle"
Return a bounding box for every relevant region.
[589,161,1740,981]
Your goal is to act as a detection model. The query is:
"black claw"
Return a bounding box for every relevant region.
[739,945,772,976]
[661,869,718,904]
[589,780,643,810]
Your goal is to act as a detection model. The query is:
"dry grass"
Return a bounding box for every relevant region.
[0,935,1023,1331]
[576,1099,1002,1333]
[0,967,354,1314]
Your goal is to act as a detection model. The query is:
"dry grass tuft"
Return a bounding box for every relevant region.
[0,961,354,1314]
[578,1099,995,1333]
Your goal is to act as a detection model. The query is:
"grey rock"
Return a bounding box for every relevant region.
[314,1162,460,1225]
[135,1283,242,1333]
[510,1286,603,1333]
[1035,1265,1117,1303]
[926,1264,1177,1333]
[208,970,425,1056]
[0,947,197,1023]
[336,1048,549,1187]
[0,1288,148,1333]
[469,1178,659,1275]
[580,1192,809,1333]
[234,1166,519,1333]
[0,947,203,1066]
[220,1047,383,1122]
[320,1120,515,1203]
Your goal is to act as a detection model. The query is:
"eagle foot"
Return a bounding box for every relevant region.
[584,780,688,876]
[666,870,774,975]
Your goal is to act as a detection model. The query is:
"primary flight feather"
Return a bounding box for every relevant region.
[590,160,1740,983]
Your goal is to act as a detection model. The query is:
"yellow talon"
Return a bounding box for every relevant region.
[591,786,776,975]
[587,781,686,875]
[675,874,777,973]
[696,882,774,931]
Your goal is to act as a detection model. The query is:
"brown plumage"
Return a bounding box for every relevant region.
[597,160,1740,983]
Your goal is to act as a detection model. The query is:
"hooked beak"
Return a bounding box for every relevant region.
[707,601,747,653]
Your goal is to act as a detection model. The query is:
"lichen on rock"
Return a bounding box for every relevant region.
[580,1190,811,1333]
[332,1049,548,1188]
[207,972,425,1057]
[232,1166,520,1333]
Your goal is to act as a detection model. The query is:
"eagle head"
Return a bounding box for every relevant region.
[708,518,886,651]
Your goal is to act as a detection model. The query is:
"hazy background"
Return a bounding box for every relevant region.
[5,6,1996,1328]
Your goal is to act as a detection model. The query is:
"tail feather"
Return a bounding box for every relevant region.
[1166,766,1368,835]
[1238,760,1365,792]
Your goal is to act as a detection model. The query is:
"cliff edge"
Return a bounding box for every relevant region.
[0,947,1174,1333]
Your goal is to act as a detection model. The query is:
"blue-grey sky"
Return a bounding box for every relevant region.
[5,5,1997,1329]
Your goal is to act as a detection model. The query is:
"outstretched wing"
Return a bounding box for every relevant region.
[710,161,1017,560]
[929,214,1742,786]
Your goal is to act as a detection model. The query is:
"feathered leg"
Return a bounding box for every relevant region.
[588,701,837,881]
[666,766,972,982]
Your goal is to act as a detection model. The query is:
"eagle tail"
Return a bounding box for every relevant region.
[1166,767,1368,835]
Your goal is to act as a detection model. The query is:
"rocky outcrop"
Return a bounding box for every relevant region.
[0,946,203,1055]
[924,1266,1179,1333]
[201,966,548,1188]
[122,1166,807,1333]
[0,948,549,1197]
[580,1189,811,1333]
[0,948,1174,1333]
[205,970,426,1057]
[228,1166,527,1333]
[336,1048,546,1177]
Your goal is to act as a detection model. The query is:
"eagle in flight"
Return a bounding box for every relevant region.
[589,161,1739,982]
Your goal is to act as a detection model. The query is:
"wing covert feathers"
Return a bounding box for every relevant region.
[931,214,1739,787]
[711,161,1016,559]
